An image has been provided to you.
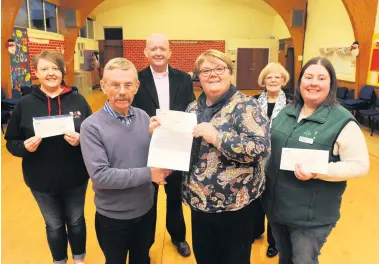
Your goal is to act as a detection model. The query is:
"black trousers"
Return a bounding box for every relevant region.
[253,200,276,246]
[191,199,261,264]
[95,208,153,264]
[150,170,186,245]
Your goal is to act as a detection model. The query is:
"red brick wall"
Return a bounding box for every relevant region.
[28,38,65,78]
[123,40,225,72]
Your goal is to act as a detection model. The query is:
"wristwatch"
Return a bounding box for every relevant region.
[213,132,224,147]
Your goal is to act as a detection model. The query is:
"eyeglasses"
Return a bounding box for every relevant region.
[199,66,228,77]
[104,81,136,91]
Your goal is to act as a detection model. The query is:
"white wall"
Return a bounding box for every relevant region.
[303,0,355,81]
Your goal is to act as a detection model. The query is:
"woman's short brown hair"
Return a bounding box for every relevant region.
[32,50,66,77]
[194,49,234,75]
[257,62,290,87]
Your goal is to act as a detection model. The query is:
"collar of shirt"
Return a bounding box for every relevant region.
[103,100,134,122]
[150,65,169,79]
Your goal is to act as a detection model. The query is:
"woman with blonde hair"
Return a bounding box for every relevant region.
[254,62,290,258]
[150,49,271,263]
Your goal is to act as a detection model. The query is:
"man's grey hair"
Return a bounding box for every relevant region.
[103,57,138,81]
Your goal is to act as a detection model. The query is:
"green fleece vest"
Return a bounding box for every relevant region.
[262,103,356,227]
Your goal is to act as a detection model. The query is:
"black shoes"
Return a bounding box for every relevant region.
[172,240,191,257]
[266,245,278,258]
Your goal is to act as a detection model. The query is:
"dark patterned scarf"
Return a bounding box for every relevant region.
[188,84,237,176]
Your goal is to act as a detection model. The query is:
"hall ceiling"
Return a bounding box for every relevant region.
[90,0,278,17]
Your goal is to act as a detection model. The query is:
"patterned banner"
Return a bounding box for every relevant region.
[10,27,31,89]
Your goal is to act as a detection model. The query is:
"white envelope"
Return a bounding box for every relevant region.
[280,148,329,174]
[33,114,75,138]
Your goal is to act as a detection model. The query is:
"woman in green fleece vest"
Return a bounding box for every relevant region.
[261,57,370,264]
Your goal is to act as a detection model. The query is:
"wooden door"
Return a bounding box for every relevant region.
[236,48,269,90]
[99,40,123,66]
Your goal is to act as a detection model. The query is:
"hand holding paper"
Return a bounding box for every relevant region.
[149,116,161,136]
[193,122,218,145]
[294,164,318,181]
[150,167,171,185]
[280,148,329,175]
[64,131,80,146]
[24,136,42,152]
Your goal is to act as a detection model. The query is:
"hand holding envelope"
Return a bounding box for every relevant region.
[294,164,318,181]
[24,136,42,152]
[64,131,80,146]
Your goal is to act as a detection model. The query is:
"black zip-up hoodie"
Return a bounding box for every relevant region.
[5,85,92,193]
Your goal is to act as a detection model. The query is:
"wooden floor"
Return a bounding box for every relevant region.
[2,89,379,264]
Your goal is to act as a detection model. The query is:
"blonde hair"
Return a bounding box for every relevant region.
[32,50,65,77]
[257,62,290,87]
[194,49,234,75]
[103,57,138,82]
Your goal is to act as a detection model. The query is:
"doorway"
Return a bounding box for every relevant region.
[99,28,124,69]
[236,48,269,90]
[286,47,295,96]
[104,28,123,40]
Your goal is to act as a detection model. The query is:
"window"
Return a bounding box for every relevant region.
[80,24,87,38]
[14,0,59,33]
[29,0,44,30]
[87,18,94,39]
[45,2,57,33]
[14,0,29,28]
[79,18,95,39]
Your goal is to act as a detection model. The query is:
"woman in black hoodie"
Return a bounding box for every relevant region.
[5,50,92,264]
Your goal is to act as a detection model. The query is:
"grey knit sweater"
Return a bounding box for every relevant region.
[80,107,154,220]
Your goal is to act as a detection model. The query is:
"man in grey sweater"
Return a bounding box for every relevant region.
[80,58,170,264]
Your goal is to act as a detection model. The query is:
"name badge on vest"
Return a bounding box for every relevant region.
[299,136,314,144]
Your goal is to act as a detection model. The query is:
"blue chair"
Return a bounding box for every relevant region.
[345,88,355,100]
[337,87,348,103]
[371,115,379,136]
[343,86,376,115]
[359,98,379,130]
[11,89,22,99]
[20,86,33,96]
[1,88,19,110]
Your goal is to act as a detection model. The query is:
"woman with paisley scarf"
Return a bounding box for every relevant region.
[253,62,290,258]
[180,50,270,264]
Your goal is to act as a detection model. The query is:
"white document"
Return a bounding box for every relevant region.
[147,109,197,171]
[33,114,75,138]
[280,148,329,174]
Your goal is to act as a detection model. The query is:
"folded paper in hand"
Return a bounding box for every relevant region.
[147,109,197,171]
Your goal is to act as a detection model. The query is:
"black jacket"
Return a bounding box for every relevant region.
[132,65,195,117]
[5,86,92,193]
